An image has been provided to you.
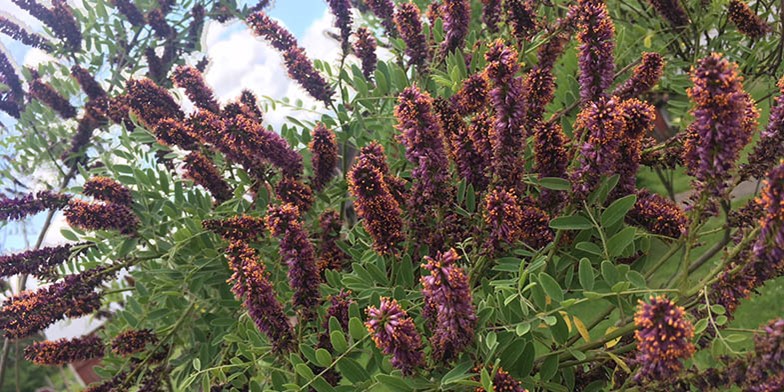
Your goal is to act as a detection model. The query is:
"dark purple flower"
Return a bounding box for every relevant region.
[144,48,166,82]
[421,248,476,362]
[172,65,220,113]
[0,49,22,99]
[126,78,184,130]
[71,66,106,101]
[266,204,321,320]
[729,0,769,39]
[154,117,197,149]
[227,114,304,177]
[481,0,502,33]
[0,266,109,338]
[358,142,408,204]
[646,0,689,27]
[327,0,353,52]
[64,199,139,235]
[111,0,145,27]
[239,89,264,121]
[395,86,452,206]
[24,334,104,365]
[347,156,405,255]
[275,177,314,213]
[626,190,687,238]
[309,123,339,191]
[750,162,784,283]
[318,290,354,350]
[506,0,539,40]
[186,4,205,51]
[247,12,334,105]
[441,0,470,54]
[110,329,157,356]
[353,27,378,80]
[484,40,527,190]
[49,0,82,50]
[61,114,100,166]
[533,121,568,213]
[468,112,493,174]
[684,53,757,198]
[745,318,784,391]
[0,191,70,222]
[475,367,527,391]
[451,73,488,116]
[394,2,429,67]
[29,76,76,119]
[364,0,397,36]
[0,16,52,51]
[0,244,79,279]
[365,298,425,375]
[614,99,656,197]
[316,210,349,273]
[483,187,524,254]
[525,34,569,127]
[574,0,616,104]
[203,215,266,242]
[613,52,665,100]
[225,240,294,353]
[741,76,784,180]
[433,99,489,190]
[519,202,554,249]
[83,176,133,206]
[570,97,625,200]
[634,295,695,382]
[183,152,233,203]
[147,8,173,38]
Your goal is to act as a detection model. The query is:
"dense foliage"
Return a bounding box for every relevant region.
[1,0,784,391]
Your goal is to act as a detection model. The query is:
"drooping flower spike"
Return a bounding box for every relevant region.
[29,75,77,119]
[634,295,696,382]
[110,329,158,356]
[728,0,769,40]
[64,199,139,235]
[83,177,133,206]
[0,243,82,279]
[613,52,665,100]
[394,2,429,67]
[626,190,687,238]
[365,298,425,375]
[645,0,689,28]
[183,152,233,204]
[24,334,105,365]
[172,65,220,113]
[353,27,378,80]
[309,123,339,192]
[0,191,71,222]
[203,215,267,242]
[71,66,107,101]
[12,0,81,50]
[0,16,53,51]
[126,78,185,130]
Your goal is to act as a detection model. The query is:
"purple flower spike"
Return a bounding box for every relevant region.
[634,295,695,382]
[394,2,429,67]
[441,0,470,54]
[365,298,425,375]
[24,334,104,365]
[574,0,616,105]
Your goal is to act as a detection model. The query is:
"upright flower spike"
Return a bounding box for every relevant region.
[347,157,405,255]
[469,112,493,172]
[484,40,527,190]
[750,162,784,281]
[147,8,173,38]
[365,298,425,375]
[395,86,452,207]
[0,16,52,51]
[126,78,184,130]
[111,0,145,27]
[506,0,539,41]
[275,177,314,213]
[614,99,656,197]
[29,76,77,119]
[172,65,220,113]
[626,190,687,238]
[183,152,233,204]
[327,0,353,52]
[0,244,78,279]
[533,121,568,212]
[728,0,769,40]
[357,142,408,204]
[519,202,554,249]
[574,0,616,105]
[83,177,133,206]
[441,0,470,54]
[483,188,524,254]
[746,318,784,391]
[71,66,106,101]
[684,53,758,198]
[525,34,569,127]
[64,199,139,235]
[61,115,99,165]
[225,241,294,353]
[353,27,378,80]
[189,112,266,179]
[110,329,157,356]
[364,0,397,36]
[316,210,349,273]
[49,0,82,50]
[433,99,490,190]
[741,76,784,180]
[266,204,321,320]
[645,0,689,27]
[613,52,665,100]
[569,97,625,200]
[309,123,339,192]
[394,2,429,67]
[421,249,476,362]
[482,0,502,33]
[247,12,334,105]
[634,295,696,382]
[0,266,109,338]
[0,191,70,222]
[451,73,488,116]
[203,215,267,243]
[24,335,104,365]
[186,4,206,51]
[0,50,22,99]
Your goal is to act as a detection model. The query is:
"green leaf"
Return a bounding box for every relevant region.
[538,272,564,302]
[538,177,571,191]
[337,357,370,384]
[539,355,559,381]
[694,318,709,334]
[441,361,475,385]
[576,242,602,255]
[626,270,646,288]
[330,330,348,353]
[515,322,531,336]
[295,363,315,378]
[375,374,412,392]
[348,317,366,340]
[192,358,201,371]
[607,227,636,257]
[601,194,637,227]
[486,331,497,349]
[578,258,595,291]
[549,215,593,230]
[480,368,493,392]
[600,261,620,285]
[315,349,332,367]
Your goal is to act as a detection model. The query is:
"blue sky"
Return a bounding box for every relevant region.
[267,0,327,37]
